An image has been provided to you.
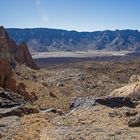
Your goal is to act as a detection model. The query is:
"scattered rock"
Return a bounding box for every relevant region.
[128,114,140,127]
[41,108,57,113]
[42,82,48,87]
[129,75,140,83]
[49,92,58,98]
[0,88,26,108]
[57,109,64,116]
[16,83,30,99]
[56,82,64,87]
[0,116,20,140]
[70,97,97,109]
[30,91,38,101]
[127,91,140,102]
[16,83,37,101]
[41,108,64,115]
[84,84,97,89]
[0,88,38,118]
[108,111,122,118]
[125,110,138,117]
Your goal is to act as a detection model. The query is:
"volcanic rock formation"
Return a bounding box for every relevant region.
[0,26,16,90]
[0,26,38,70]
[14,42,38,70]
[0,26,38,91]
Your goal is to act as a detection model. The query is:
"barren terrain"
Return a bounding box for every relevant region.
[32,51,130,59]
[1,53,140,140]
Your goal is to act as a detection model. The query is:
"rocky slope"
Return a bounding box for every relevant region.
[0,57,140,139]
[10,61,140,139]
[42,75,140,140]
[7,28,140,52]
[0,26,38,90]
[0,27,40,139]
[0,87,39,140]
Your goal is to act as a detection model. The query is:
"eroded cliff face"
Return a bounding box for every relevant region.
[0,26,38,70]
[15,42,38,70]
[0,26,38,91]
[0,26,16,91]
[0,26,9,52]
[0,60,16,91]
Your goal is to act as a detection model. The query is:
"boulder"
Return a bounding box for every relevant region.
[110,75,140,104]
[129,75,140,83]
[128,114,140,127]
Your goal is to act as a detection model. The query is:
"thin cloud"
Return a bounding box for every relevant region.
[35,0,49,25]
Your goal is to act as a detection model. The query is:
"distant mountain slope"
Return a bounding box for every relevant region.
[6,28,140,52]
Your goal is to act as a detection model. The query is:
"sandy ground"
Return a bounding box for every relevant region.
[32,51,131,59]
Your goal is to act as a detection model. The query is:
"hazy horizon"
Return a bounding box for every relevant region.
[6,27,140,33]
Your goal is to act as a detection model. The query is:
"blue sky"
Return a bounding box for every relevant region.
[0,0,140,31]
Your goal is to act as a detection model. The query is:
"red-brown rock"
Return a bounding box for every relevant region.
[17,83,38,101]
[0,26,17,91]
[0,26,39,70]
[16,83,29,99]
[14,42,39,70]
[0,59,16,91]
[0,26,38,91]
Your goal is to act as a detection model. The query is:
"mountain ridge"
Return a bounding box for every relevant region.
[6,28,140,52]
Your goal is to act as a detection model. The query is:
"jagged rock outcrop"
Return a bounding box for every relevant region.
[0,87,39,119]
[111,75,140,101]
[0,26,38,91]
[0,26,38,70]
[14,42,38,70]
[0,26,16,91]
